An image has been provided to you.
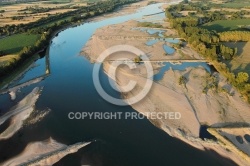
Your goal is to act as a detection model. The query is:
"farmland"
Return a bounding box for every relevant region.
[0,1,86,26]
[202,19,250,32]
[222,1,250,9]
[0,33,40,54]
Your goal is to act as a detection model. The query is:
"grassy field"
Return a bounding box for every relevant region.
[222,2,250,9]
[0,33,40,54]
[202,19,250,32]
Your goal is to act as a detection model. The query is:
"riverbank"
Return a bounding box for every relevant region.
[81,1,250,165]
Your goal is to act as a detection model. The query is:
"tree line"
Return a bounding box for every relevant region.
[219,31,250,41]
[0,0,140,36]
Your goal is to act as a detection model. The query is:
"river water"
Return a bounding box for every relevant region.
[0,2,235,166]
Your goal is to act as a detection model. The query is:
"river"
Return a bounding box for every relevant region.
[0,2,235,166]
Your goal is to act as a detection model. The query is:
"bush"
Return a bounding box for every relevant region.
[134,56,142,63]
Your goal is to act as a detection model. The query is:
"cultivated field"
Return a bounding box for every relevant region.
[0,33,40,67]
[0,1,87,26]
[222,1,250,8]
[0,33,40,54]
[202,19,250,32]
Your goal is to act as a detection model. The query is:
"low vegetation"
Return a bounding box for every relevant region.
[178,76,187,85]
[134,56,142,63]
[137,22,163,28]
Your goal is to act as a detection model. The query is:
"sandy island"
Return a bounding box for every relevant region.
[1,138,91,166]
[0,87,41,140]
[81,0,250,165]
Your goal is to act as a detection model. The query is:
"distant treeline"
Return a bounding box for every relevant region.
[0,0,38,5]
[19,6,51,14]
[0,0,140,36]
[172,1,250,22]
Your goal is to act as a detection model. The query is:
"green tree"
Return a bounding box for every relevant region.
[179,76,186,85]
[134,56,142,63]
[236,72,249,84]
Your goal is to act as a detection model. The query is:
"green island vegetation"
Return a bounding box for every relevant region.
[166,0,250,102]
[178,75,187,85]
[0,0,141,78]
[137,22,163,28]
[134,55,142,63]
